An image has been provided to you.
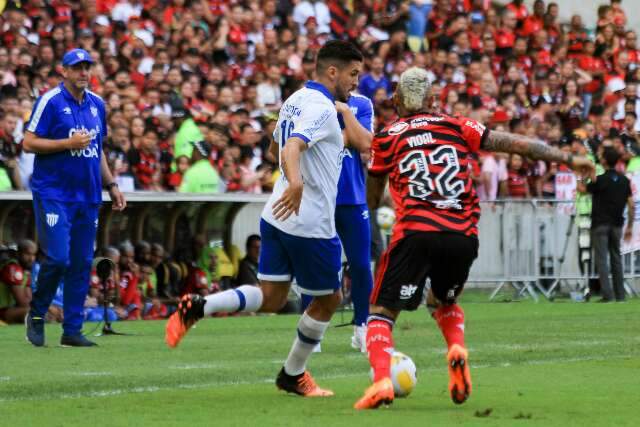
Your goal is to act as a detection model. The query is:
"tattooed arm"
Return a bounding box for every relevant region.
[482,130,595,177]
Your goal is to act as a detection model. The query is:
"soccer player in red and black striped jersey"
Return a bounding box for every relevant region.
[355,67,595,410]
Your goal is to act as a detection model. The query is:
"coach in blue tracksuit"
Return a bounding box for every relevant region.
[302,93,374,351]
[23,48,125,347]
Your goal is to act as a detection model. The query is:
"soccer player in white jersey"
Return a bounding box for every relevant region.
[165,40,364,397]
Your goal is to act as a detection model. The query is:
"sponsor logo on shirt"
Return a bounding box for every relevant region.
[388,121,409,136]
[63,107,72,115]
[68,126,101,158]
[91,106,98,117]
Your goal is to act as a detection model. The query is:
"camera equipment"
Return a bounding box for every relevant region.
[93,257,126,336]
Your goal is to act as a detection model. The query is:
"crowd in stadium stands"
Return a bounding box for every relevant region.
[0,0,638,198]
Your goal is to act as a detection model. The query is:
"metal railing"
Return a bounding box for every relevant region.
[470,200,640,301]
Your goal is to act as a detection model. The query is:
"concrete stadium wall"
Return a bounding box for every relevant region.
[494,0,640,32]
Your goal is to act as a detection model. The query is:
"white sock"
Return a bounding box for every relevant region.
[203,285,263,316]
[283,312,330,376]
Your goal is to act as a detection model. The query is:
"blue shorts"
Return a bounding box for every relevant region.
[257,219,341,296]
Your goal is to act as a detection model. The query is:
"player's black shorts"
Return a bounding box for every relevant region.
[371,231,478,311]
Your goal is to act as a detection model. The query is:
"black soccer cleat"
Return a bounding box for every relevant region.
[275,367,334,397]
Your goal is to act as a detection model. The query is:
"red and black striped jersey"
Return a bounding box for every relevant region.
[369,112,488,242]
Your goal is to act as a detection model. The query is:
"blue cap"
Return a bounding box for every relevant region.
[62,48,94,67]
[470,12,485,23]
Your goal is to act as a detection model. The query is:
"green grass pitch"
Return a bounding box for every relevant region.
[1,294,639,426]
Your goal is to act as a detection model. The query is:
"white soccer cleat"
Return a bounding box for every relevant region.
[351,324,367,353]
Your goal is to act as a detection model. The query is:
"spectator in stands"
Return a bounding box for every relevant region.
[358,56,392,100]
[172,99,204,161]
[130,127,162,191]
[118,241,142,320]
[0,111,23,190]
[587,145,634,302]
[236,234,260,287]
[0,239,36,324]
[179,140,219,193]
[500,153,531,198]
[151,242,178,302]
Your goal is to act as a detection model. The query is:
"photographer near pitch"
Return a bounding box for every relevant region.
[586,145,634,302]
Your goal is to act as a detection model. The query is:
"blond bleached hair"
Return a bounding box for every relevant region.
[398,67,431,112]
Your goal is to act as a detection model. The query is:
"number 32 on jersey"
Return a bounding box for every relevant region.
[399,145,464,200]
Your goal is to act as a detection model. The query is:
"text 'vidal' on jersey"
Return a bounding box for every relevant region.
[262,81,346,239]
[368,112,489,242]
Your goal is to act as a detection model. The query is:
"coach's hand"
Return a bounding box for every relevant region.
[108,185,126,211]
[66,131,92,150]
[272,181,303,221]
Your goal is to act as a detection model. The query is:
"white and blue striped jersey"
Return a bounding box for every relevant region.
[261,81,345,239]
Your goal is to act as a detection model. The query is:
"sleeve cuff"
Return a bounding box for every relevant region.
[290,133,311,144]
[479,128,490,151]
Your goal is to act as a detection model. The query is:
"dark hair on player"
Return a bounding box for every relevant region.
[316,40,363,73]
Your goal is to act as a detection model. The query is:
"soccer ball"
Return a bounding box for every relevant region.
[376,206,396,231]
[370,351,418,397]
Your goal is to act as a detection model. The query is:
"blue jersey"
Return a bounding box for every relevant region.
[336,94,374,206]
[26,83,107,203]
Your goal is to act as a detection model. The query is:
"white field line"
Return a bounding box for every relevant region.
[0,376,10,382]
[0,354,635,404]
[71,372,113,377]
[168,363,228,370]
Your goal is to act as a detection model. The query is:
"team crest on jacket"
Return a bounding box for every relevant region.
[91,106,98,117]
[388,121,409,136]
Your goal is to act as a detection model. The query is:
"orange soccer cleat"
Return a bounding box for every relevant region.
[447,344,472,404]
[353,377,394,410]
[165,294,205,348]
[276,368,334,397]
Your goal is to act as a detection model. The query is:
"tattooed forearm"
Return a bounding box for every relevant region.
[482,130,571,164]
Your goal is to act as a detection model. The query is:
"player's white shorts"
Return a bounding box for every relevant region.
[257,219,341,296]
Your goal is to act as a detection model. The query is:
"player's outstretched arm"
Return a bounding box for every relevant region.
[482,130,595,177]
[273,137,307,221]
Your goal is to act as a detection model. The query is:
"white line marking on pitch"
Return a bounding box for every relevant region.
[72,372,112,377]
